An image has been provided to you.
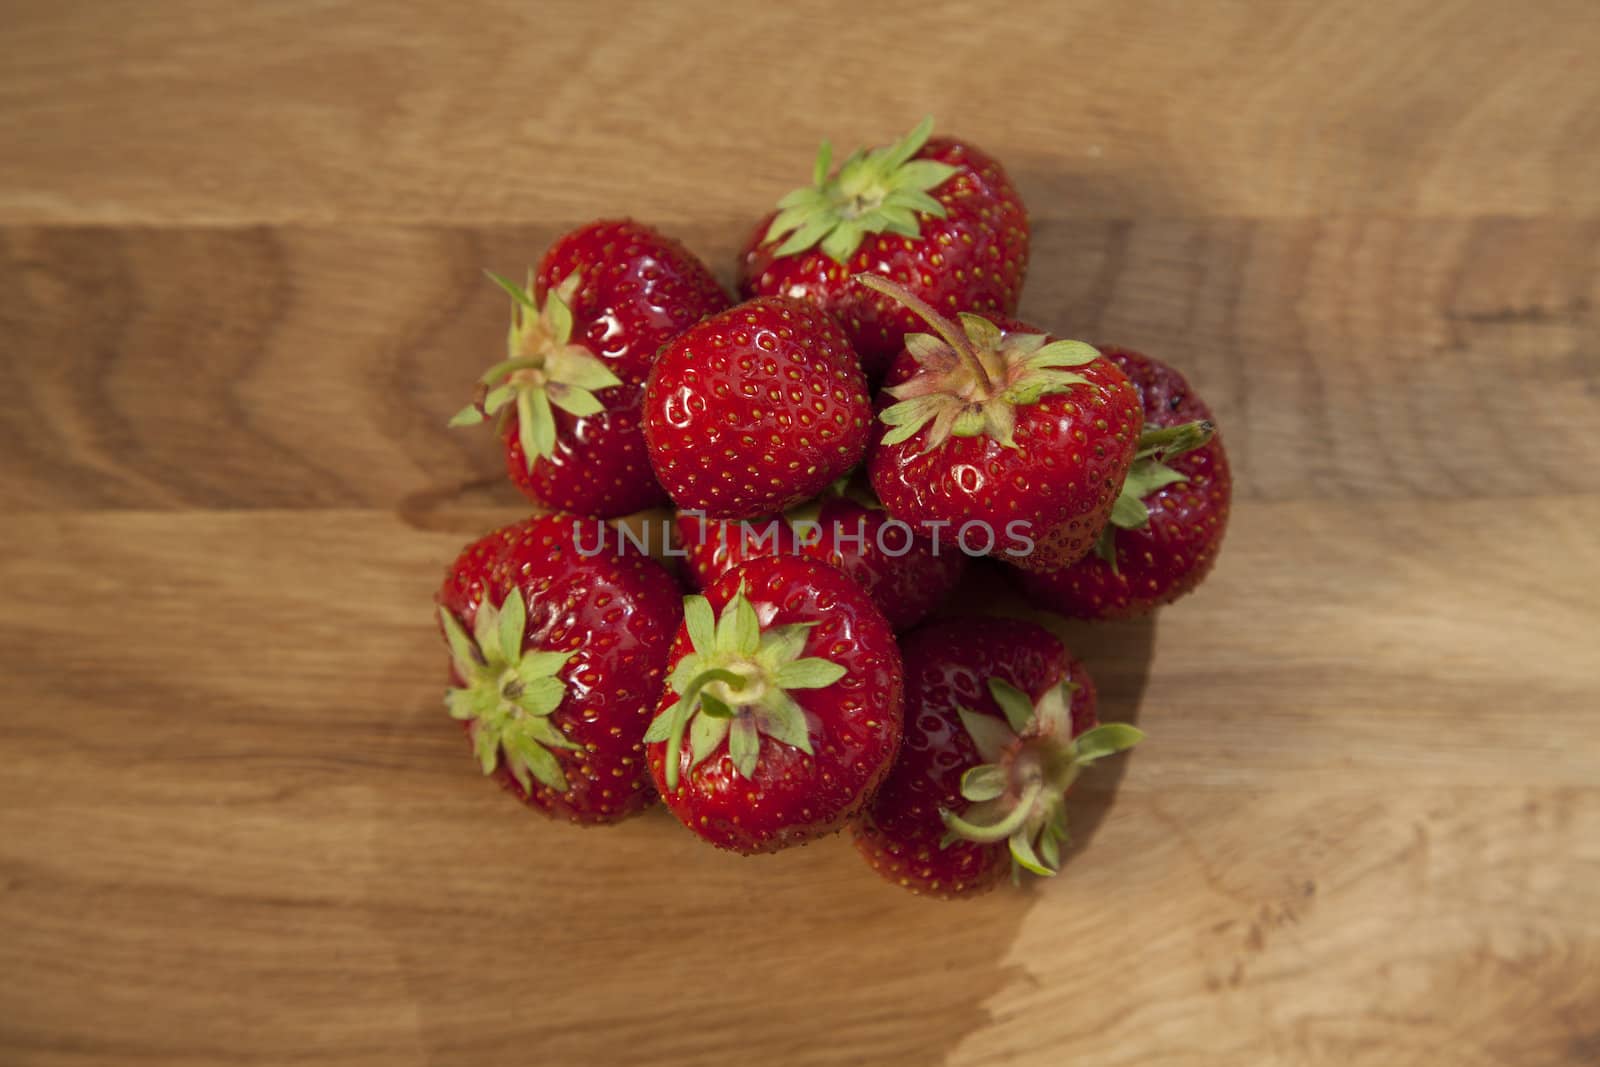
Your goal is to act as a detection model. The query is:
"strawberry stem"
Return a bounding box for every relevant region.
[853,273,995,392]
[1136,420,1214,458]
[941,780,1045,844]
[680,667,748,707]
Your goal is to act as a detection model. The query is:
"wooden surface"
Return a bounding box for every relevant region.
[2,2,1598,1064]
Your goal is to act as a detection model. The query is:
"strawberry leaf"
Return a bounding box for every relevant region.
[1110,492,1150,530]
[1008,829,1054,877]
[689,712,731,770]
[1071,724,1145,764]
[957,708,1018,764]
[960,764,1007,802]
[514,676,566,718]
[986,678,1037,735]
[684,595,716,656]
[762,117,959,264]
[547,385,605,418]
[484,269,538,310]
[812,139,833,187]
[497,589,526,666]
[545,288,575,346]
[509,735,568,792]
[439,608,483,681]
[774,658,846,690]
[958,313,1002,353]
[728,716,760,779]
[754,691,813,755]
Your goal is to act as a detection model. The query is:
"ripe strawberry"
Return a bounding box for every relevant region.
[643,556,903,854]
[1022,347,1231,619]
[452,219,729,518]
[859,275,1143,574]
[739,116,1029,380]
[853,617,1141,898]
[642,296,872,519]
[674,482,966,631]
[434,513,683,823]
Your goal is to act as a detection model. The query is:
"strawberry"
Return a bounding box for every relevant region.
[643,556,903,854]
[859,274,1143,574]
[1022,347,1231,619]
[434,513,683,823]
[739,117,1029,381]
[452,220,729,518]
[853,617,1141,898]
[674,482,966,631]
[642,296,872,519]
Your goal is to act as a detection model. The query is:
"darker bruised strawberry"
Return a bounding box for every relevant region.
[435,514,683,824]
[674,493,966,631]
[739,117,1028,381]
[1022,347,1232,619]
[854,617,1138,899]
[642,296,872,520]
[859,276,1143,575]
[455,220,729,518]
[644,556,903,854]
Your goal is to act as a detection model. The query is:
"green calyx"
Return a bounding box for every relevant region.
[449,270,623,469]
[780,467,880,531]
[439,589,579,794]
[762,116,959,265]
[857,273,1100,455]
[940,677,1143,880]
[1093,419,1216,569]
[643,585,847,790]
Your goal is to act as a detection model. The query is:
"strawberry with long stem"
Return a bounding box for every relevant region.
[854,617,1141,897]
[860,274,1143,573]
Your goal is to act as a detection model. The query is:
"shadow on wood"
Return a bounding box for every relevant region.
[932,560,1158,886]
[360,536,1157,1066]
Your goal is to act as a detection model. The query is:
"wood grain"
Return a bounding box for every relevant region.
[2,1,1598,1064]
[1,507,1596,1066]
[2,0,1600,225]
[2,218,1594,510]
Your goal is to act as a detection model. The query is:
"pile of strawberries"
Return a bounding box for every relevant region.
[435,119,1231,898]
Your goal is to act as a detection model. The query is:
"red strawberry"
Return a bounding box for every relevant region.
[642,296,872,519]
[434,513,683,823]
[643,556,903,854]
[853,617,1141,898]
[453,220,729,518]
[739,117,1029,380]
[674,483,966,631]
[859,275,1143,574]
[1022,348,1231,619]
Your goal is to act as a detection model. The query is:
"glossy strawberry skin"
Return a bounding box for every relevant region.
[867,316,1143,574]
[642,297,872,520]
[535,220,730,387]
[435,514,683,823]
[506,219,729,517]
[853,617,1097,899]
[504,401,660,518]
[646,556,904,854]
[674,496,966,631]
[1023,348,1232,619]
[739,138,1029,381]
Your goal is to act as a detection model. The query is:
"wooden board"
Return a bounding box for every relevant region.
[2,3,1598,1065]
